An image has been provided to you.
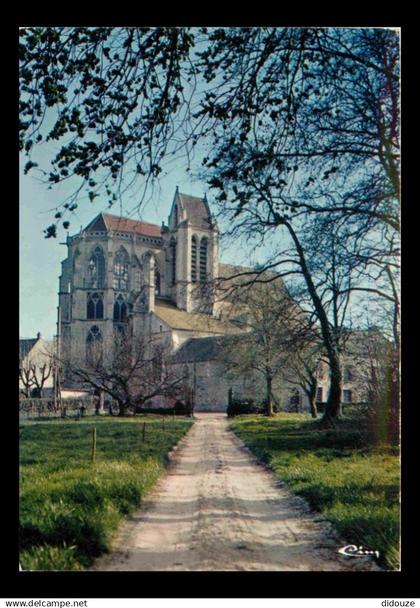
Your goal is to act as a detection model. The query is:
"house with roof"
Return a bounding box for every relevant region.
[19,333,54,397]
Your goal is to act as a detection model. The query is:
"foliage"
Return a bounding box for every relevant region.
[19,27,197,224]
[230,409,399,570]
[19,417,192,570]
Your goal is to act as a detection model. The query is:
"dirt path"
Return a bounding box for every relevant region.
[93,413,380,571]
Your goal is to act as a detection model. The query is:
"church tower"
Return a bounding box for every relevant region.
[165,187,219,313]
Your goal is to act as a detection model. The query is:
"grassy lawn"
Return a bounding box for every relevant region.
[230,411,400,570]
[19,416,193,571]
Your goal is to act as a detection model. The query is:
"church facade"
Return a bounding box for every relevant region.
[58,188,368,412]
[58,189,248,410]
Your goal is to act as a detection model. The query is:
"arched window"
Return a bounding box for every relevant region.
[113,294,127,322]
[191,235,198,283]
[87,292,104,320]
[132,258,142,292]
[113,248,129,290]
[133,267,142,292]
[88,246,106,288]
[170,238,177,286]
[199,237,208,282]
[155,269,161,296]
[86,325,103,366]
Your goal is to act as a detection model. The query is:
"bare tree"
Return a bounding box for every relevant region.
[282,342,324,419]
[29,361,52,398]
[62,329,187,416]
[19,365,35,398]
[220,275,318,416]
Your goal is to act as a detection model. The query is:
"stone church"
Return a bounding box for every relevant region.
[59,188,248,410]
[58,188,364,411]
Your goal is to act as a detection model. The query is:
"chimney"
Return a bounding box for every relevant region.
[36,332,41,340]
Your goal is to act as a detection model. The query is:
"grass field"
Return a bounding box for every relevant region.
[230,410,400,570]
[19,416,193,571]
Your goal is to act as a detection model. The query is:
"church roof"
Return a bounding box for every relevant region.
[172,335,233,363]
[154,300,241,334]
[85,213,161,237]
[176,192,211,229]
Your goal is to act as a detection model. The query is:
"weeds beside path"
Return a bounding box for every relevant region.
[230,412,400,570]
[19,416,193,570]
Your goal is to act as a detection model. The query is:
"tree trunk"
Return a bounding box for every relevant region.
[285,221,343,421]
[388,346,400,445]
[308,386,318,419]
[117,400,127,417]
[323,356,343,423]
[266,375,274,416]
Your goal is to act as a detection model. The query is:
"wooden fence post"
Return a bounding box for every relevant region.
[91,427,97,462]
[142,421,146,442]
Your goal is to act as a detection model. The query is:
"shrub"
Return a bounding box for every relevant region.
[227,397,280,417]
[20,396,97,419]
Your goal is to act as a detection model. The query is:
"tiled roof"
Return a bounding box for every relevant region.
[19,338,38,360]
[172,335,235,363]
[154,300,241,334]
[19,338,54,361]
[217,263,254,278]
[85,213,161,237]
[177,192,211,229]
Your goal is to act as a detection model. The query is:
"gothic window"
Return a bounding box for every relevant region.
[132,259,142,292]
[133,267,142,291]
[170,238,177,286]
[87,292,104,320]
[113,294,127,322]
[155,269,161,296]
[152,348,163,379]
[86,325,103,366]
[113,248,129,290]
[191,235,198,283]
[199,237,208,282]
[88,246,106,288]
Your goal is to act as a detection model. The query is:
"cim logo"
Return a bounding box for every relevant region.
[338,544,380,559]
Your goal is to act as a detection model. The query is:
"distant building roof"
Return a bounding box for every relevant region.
[19,334,53,361]
[154,300,241,334]
[85,213,161,237]
[172,335,234,363]
[216,263,286,302]
[19,338,38,360]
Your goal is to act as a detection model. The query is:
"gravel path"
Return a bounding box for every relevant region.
[93,413,380,571]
